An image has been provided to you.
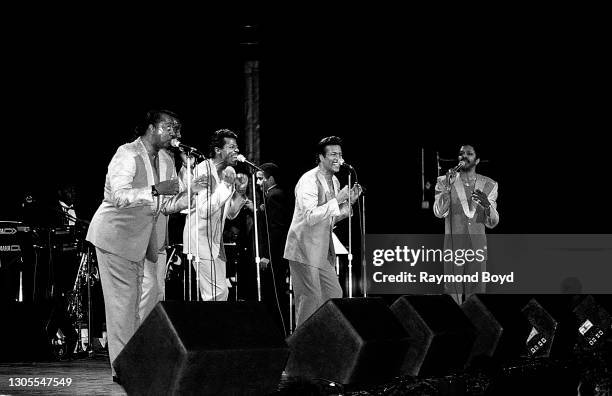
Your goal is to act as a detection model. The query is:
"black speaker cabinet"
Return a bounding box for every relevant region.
[461,294,532,367]
[522,295,582,358]
[113,301,289,396]
[573,294,612,351]
[285,297,410,385]
[390,294,476,376]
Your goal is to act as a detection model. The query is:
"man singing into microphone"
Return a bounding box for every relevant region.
[182,129,248,301]
[86,109,207,381]
[433,144,499,304]
[284,136,362,327]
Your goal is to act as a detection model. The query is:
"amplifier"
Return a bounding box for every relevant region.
[0,221,25,254]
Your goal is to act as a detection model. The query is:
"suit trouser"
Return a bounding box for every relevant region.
[140,250,167,320]
[95,247,145,377]
[193,256,229,301]
[444,258,487,304]
[289,260,342,327]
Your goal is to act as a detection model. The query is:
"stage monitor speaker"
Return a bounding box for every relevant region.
[573,294,612,351]
[390,294,476,376]
[521,294,582,358]
[285,297,410,385]
[113,301,289,396]
[461,294,532,367]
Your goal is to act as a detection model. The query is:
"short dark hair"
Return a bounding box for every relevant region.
[209,128,238,157]
[260,162,280,182]
[134,109,180,137]
[316,136,343,162]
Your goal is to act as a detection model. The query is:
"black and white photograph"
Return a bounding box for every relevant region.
[1,14,610,395]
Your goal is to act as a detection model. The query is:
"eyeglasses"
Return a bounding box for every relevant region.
[326,151,343,159]
[225,144,239,151]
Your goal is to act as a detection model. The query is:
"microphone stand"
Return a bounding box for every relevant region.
[361,194,367,297]
[185,154,193,301]
[251,173,262,302]
[347,171,353,298]
[193,160,202,301]
[181,149,204,301]
[238,157,264,302]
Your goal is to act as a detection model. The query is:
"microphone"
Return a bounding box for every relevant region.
[170,139,205,157]
[450,160,466,173]
[338,158,353,169]
[236,154,264,171]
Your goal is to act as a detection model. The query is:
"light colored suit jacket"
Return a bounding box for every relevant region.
[284,166,350,269]
[86,137,188,262]
[433,173,499,251]
[181,159,246,261]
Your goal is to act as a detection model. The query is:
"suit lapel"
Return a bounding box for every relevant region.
[137,138,156,187]
[159,149,169,182]
[333,176,340,197]
[316,169,330,197]
[475,175,485,194]
[453,172,476,219]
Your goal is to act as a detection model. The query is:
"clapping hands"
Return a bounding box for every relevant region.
[337,184,363,205]
[235,173,248,195]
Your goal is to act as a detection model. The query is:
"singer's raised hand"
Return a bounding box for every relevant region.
[471,189,491,210]
[222,166,237,185]
[336,185,350,204]
[444,170,457,190]
[155,178,180,195]
[235,173,248,195]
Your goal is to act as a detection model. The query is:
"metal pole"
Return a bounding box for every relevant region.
[186,156,192,301]
[251,173,262,301]
[194,163,200,301]
[347,172,352,298]
[289,273,294,334]
[362,195,367,297]
[86,248,93,356]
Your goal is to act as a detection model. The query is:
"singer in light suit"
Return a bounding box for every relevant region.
[284,136,362,327]
[86,110,206,379]
[182,129,247,301]
[433,144,499,304]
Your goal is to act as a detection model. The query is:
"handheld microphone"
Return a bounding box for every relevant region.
[450,160,466,173]
[236,154,264,171]
[170,139,205,157]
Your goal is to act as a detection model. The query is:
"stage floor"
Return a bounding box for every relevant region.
[0,352,124,395]
[1,351,609,395]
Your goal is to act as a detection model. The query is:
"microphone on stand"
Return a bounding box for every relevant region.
[338,158,354,169]
[170,139,205,158]
[236,154,263,172]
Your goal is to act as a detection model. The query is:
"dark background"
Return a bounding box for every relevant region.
[2,19,608,234]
